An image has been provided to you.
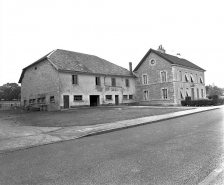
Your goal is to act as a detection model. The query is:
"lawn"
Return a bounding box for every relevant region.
[0,107,188,127]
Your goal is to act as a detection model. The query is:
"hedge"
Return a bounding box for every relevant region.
[181,96,224,106]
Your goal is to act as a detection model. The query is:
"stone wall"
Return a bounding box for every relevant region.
[135,52,175,105]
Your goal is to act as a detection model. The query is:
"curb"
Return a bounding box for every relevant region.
[0,106,221,154]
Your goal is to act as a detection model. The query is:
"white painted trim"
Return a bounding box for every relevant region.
[142,74,148,85]
[161,88,168,100]
[47,49,57,58]
[160,70,168,82]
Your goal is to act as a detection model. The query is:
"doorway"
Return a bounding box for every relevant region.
[63,95,69,108]
[115,95,119,105]
[90,95,99,106]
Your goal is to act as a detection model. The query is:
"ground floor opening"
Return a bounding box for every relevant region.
[90,95,100,106]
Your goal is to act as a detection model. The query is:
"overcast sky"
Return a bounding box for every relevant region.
[0,0,223,87]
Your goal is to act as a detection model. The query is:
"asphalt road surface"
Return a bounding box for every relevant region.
[0,108,224,185]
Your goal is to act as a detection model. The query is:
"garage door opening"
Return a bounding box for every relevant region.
[90,95,100,106]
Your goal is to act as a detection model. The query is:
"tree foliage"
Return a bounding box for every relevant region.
[206,84,223,97]
[0,83,21,100]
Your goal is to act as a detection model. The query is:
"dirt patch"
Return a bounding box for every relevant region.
[0,107,187,127]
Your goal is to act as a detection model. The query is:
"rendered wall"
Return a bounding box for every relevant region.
[21,59,60,110]
[59,72,136,108]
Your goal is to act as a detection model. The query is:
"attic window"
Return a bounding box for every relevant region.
[35,67,37,70]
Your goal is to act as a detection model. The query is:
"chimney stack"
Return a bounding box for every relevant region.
[129,62,133,74]
[157,45,166,53]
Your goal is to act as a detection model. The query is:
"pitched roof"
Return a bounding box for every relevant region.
[134,48,205,72]
[48,49,133,76]
[19,49,134,83]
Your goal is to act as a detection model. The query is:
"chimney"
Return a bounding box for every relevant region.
[129,62,133,74]
[157,45,166,53]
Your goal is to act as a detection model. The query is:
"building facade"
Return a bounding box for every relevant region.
[19,49,136,110]
[133,46,206,105]
[19,46,206,110]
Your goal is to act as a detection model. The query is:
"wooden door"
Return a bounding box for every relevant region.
[63,95,69,108]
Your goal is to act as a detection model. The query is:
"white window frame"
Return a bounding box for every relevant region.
[142,74,148,85]
[200,76,204,84]
[190,74,194,83]
[160,71,167,82]
[185,73,189,82]
[72,75,78,85]
[105,95,113,101]
[74,95,83,101]
[161,88,168,99]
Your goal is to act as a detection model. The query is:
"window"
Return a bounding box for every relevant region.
[162,89,168,99]
[123,95,128,100]
[111,78,116,86]
[129,95,133,99]
[150,59,156,65]
[96,77,101,86]
[200,76,203,84]
[24,100,26,106]
[201,89,204,98]
[41,97,46,103]
[38,98,41,104]
[143,90,149,100]
[185,73,188,82]
[179,71,182,81]
[190,74,194,82]
[29,99,32,104]
[142,74,148,85]
[72,75,78,85]
[50,96,55,103]
[33,99,36,104]
[74,95,82,101]
[186,89,189,97]
[106,95,112,100]
[161,71,167,82]
[180,91,183,99]
[197,88,199,98]
[125,79,129,87]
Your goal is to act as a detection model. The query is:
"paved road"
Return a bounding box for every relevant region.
[0,108,223,185]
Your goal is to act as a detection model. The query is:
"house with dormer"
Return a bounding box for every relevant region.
[19,49,136,110]
[133,45,206,105]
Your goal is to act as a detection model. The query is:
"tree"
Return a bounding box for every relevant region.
[206,84,223,97]
[0,83,21,100]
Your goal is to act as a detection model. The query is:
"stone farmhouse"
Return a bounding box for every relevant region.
[133,45,206,105]
[18,49,136,111]
[19,46,206,110]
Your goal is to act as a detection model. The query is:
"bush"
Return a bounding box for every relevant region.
[181,99,213,106]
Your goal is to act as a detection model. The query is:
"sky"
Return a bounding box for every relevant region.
[0,0,224,87]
